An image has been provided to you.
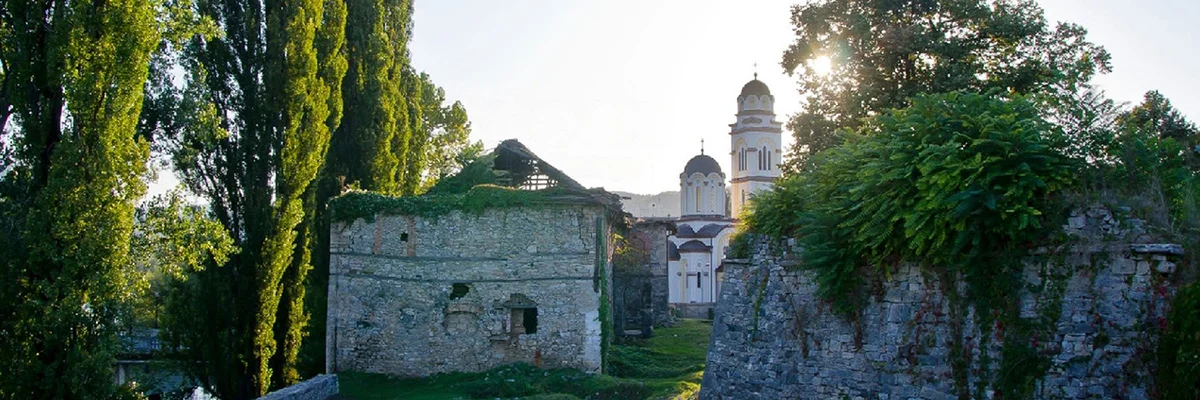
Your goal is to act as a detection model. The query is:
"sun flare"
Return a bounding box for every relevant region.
[809,55,833,76]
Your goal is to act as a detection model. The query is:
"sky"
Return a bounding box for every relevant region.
[407,0,1200,195]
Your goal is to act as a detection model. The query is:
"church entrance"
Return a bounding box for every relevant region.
[686,272,702,302]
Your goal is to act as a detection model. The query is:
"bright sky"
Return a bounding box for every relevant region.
[409,0,1200,195]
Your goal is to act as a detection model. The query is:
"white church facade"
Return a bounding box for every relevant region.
[666,77,781,310]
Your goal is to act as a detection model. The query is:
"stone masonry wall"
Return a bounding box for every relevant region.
[256,374,337,400]
[701,210,1184,399]
[614,220,673,335]
[327,204,613,377]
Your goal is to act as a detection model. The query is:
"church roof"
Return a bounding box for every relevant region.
[667,241,680,261]
[675,223,730,238]
[740,79,771,96]
[683,154,722,176]
[677,240,712,253]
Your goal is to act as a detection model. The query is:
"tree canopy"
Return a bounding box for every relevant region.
[781,0,1111,165]
[0,0,176,396]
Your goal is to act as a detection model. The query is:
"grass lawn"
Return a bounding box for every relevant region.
[338,319,713,400]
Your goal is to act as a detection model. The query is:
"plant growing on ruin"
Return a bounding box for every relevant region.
[746,91,1076,314]
[1158,282,1200,399]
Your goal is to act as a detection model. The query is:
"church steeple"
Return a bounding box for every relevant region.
[729,77,782,216]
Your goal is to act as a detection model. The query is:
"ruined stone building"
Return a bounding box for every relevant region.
[325,140,623,377]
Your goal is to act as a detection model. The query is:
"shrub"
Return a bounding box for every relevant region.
[1158,282,1200,399]
[743,91,1076,314]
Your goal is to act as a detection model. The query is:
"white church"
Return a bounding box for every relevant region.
[666,77,782,309]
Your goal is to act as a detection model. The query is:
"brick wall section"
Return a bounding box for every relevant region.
[700,210,1183,399]
[327,205,613,377]
[256,375,337,400]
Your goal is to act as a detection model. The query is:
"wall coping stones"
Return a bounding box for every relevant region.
[255,374,337,400]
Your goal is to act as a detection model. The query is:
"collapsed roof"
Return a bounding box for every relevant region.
[492,139,585,191]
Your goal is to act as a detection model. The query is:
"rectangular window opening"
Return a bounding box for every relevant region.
[511,307,538,335]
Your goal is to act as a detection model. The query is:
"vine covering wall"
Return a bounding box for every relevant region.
[700,214,1183,399]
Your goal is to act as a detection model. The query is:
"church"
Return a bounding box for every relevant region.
[665,76,782,315]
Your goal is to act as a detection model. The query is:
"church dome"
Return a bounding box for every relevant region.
[683,154,722,176]
[740,79,771,96]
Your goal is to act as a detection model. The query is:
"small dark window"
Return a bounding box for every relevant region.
[511,307,538,334]
[400,232,409,242]
[523,308,538,334]
[450,283,470,300]
[696,273,702,288]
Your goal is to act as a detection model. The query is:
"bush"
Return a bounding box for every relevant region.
[1158,282,1200,399]
[744,92,1076,314]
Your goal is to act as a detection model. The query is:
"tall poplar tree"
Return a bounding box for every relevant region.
[152,0,348,396]
[0,0,166,396]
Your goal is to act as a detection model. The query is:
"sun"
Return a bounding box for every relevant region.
[809,55,833,76]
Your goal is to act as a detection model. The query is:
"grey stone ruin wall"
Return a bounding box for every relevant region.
[614,220,673,336]
[641,221,673,327]
[255,374,338,400]
[327,205,612,377]
[700,209,1184,399]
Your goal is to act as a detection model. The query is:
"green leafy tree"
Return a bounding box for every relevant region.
[131,191,237,330]
[1121,90,1200,143]
[781,0,1110,165]
[416,72,484,193]
[326,0,414,195]
[1105,91,1200,235]
[0,0,186,396]
[302,3,479,373]
[147,0,348,395]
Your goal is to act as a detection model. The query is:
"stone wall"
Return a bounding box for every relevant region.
[614,219,674,336]
[701,211,1184,399]
[327,204,614,377]
[256,375,337,400]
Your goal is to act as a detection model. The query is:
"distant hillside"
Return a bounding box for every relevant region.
[613,191,680,218]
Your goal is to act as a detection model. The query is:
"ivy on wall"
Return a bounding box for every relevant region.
[738,92,1080,396]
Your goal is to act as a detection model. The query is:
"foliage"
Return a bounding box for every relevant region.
[131,191,236,328]
[326,0,415,195]
[0,0,202,395]
[781,0,1110,164]
[139,0,350,394]
[596,217,613,373]
[328,184,584,223]
[612,233,650,275]
[1158,282,1200,399]
[303,1,478,376]
[609,319,711,380]
[415,72,484,194]
[746,92,1074,315]
[338,319,712,400]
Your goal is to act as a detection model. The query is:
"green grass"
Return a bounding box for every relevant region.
[338,319,713,400]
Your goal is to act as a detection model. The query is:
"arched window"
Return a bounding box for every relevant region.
[695,187,701,212]
[766,149,771,170]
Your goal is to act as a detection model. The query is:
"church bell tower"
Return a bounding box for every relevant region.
[729,76,783,216]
